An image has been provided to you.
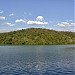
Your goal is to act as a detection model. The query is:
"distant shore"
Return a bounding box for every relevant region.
[0,28,75,45]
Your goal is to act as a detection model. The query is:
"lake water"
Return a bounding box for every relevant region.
[0,45,75,75]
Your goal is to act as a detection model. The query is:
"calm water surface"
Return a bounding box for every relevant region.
[0,45,75,75]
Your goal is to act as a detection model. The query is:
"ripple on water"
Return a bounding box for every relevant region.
[0,45,75,75]
[0,62,75,75]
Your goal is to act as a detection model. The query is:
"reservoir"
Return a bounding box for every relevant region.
[0,45,75,75]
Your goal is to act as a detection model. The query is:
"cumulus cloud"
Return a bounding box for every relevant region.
[36,16,44,21]
[4,22,15,26]
[27,16,48,25]
[27,20,48,25]
[15,16,48,25]
[15,19,26,23]
[9,13,14,16]
[0,16,5,20]
[0,10,4,14]
[56,21,75,32]
[57,21,75,27]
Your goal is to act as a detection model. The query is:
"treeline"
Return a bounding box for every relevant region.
[0,28,75,45]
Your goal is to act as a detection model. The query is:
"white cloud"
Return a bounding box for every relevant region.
[15,16,48,25]
[27,20,48,25]
[56,21,75,32]
[15,19,26,23]
[0,10,4,14]
[36,16,44,21]
[9,13,14,16]
[0,16,5,20]
[57,21,75,27]
[27,16,48,25]
[4,22,15,26]
[17,28,26,30]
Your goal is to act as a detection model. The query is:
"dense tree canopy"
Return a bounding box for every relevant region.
[0,28,75,45]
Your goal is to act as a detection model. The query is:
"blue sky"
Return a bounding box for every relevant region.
[0,0,74,32]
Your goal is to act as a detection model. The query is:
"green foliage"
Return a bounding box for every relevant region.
[0,28,75,45]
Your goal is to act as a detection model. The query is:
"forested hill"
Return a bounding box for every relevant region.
[0,28,75,45]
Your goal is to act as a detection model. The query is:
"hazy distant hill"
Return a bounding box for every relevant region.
[0,28,75,45]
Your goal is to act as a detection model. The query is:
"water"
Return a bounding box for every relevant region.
[0,45,75,75]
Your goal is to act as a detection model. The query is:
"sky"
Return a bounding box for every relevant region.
[0,0,74,32]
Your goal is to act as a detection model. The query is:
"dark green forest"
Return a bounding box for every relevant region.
[0,28,75,45]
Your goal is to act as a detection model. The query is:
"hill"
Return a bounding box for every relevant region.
[0,28,75,45]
